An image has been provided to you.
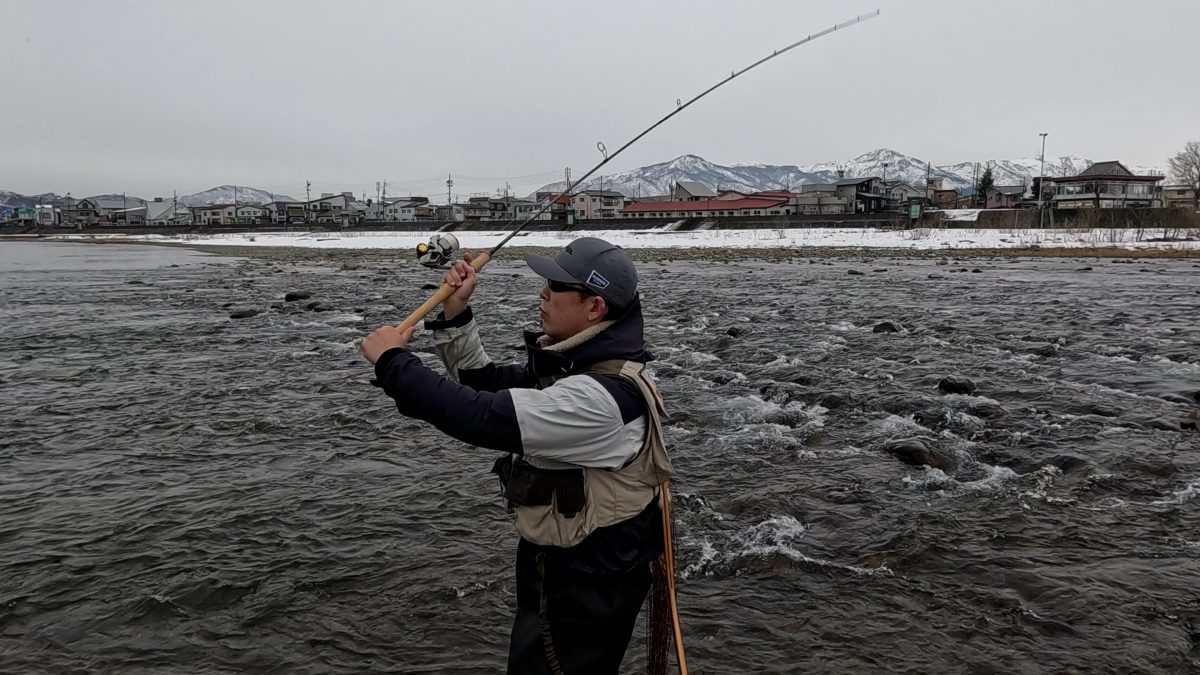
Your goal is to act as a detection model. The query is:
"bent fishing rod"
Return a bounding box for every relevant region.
[395,9,880,332]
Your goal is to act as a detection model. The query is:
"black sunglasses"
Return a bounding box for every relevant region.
[546,279,595,295]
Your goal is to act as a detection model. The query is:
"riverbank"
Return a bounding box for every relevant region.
[174,243,1200,266]
[6,225,1200,261]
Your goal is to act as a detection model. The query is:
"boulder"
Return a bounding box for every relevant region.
[304,301,334,312]
[883,438,957,472]
[421,283,439,290]
[847,269,865,276]
[725,326,752,337]
[873,321,902,333]
[937,376,977,395]
[284,291,312,302]
[1029,344,1058,357]
[927,273,944,280]
[229,308,259,319]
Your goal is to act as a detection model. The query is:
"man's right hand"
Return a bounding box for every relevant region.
[442,251,477,320]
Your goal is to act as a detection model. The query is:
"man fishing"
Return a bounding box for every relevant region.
[361,237,674,674]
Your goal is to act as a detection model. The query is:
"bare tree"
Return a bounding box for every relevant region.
[1167,141,1200,208]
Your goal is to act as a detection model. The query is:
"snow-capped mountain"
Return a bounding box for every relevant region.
[86,194,148,206]
[535,149,1168,198]
[178,185,296,207]
[0,191,61,208]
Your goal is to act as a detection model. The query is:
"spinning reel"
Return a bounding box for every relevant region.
[415,233,461,269]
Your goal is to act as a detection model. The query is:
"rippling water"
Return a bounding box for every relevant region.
[2,242,1198,673]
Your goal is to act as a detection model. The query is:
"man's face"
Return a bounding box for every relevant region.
[538,280,606,341]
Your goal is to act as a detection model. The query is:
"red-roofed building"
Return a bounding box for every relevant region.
[621,197,789,218]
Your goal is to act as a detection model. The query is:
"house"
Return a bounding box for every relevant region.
[34,205,57,226]
[263,200,306,224]
[233,205,269,224]
[670,181,717,201]
[62,199,99,225]
[1161,185,1198,209]
[488,196,549,221]
[195,204,236,225]
[435,204,465,222]
[112,206,147,226]
[536,192,572,220]
[462,198,492,221]
[797,177,887,213]
[1049,161,1163,209]
[931,188,960,209]
[571,190,627,219]
[193,204,266,225]
[985,185,1026,209]
[90,196,147,223]
[367,198,418,222]
[145,198,193,226]
[793,184,852,214]
[366,196,431,222]
[833,177,888,213]
[306,192,363,224]
[884,182,925,210]
[621,196,790,219]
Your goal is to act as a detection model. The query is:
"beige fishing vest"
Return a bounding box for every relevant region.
[510,359,673,548]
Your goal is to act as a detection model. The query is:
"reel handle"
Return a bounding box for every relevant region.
[394,251,492,332]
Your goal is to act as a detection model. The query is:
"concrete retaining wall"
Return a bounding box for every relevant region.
[6,208,1196,238]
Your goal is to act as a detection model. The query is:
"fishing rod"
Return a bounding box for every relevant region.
[395,8,880,334]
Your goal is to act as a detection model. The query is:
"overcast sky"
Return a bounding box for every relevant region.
[2,0,1197,199]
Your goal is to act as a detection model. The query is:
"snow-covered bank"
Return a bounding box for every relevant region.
[24,227,1200,251]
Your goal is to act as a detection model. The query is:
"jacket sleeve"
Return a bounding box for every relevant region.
[373,347,523,452]
[373,353,645,469]
[424,306,534,391]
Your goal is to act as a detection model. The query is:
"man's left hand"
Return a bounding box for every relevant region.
[361,325,415,364]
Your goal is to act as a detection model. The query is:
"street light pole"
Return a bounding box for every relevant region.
[1038,132,1048,227]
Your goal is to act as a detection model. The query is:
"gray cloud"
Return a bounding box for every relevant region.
[2,0,1196,198]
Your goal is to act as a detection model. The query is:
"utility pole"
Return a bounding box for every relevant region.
[122,192,126,225]
[305,180,312,224]
[1038,132,1048,227]
[446,173,454,205]
[173,189,178,226]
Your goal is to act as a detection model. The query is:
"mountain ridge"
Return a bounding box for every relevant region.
[3,150,1170,207]
[533,149,1168,198]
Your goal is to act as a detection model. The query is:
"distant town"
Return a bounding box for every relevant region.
[2,158,1197,230]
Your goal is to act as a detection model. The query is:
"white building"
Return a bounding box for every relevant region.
[263,201,305,224]
[571,190,628,219]
[34,205,57,226]
[306,192,363,224]
[368,198,424,222]
[145,198,193,226]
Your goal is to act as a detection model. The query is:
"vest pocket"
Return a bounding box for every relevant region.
[502,459,587,518]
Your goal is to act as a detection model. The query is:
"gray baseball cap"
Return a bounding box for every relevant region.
[525,237,638,309]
